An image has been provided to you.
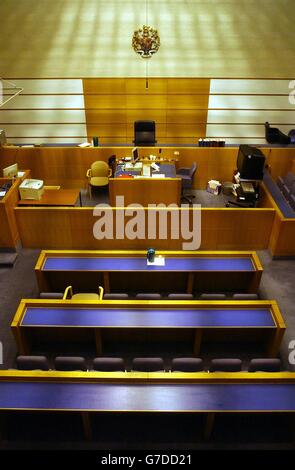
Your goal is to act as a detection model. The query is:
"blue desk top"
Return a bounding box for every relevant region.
[0,382,294,411]
[21,307,275,328]
[43,256,255,272]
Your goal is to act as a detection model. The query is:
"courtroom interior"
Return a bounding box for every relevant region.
[0,0,295,452]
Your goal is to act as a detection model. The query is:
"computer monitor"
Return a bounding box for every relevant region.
[237,145,265,180]
[132,147,139,164]
[3,163,18,178]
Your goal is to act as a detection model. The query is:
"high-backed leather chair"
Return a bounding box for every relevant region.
[134,120,156,145]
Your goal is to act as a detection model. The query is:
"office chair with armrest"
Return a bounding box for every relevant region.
[108,154,117,177]
[134,120,157,146]
[86,161,112,199]
[63,285,104,301]
[176,162,197,204]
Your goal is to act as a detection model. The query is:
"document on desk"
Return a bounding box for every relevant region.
[147,256,166,266]
[152,174,165,178]
[142,165,151,176]
[125,162,143,169]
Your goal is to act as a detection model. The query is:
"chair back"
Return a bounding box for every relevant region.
[171,357,204,372]
[16,355,49,371]
[132,357,164,372]
[134,120,156,144]
[167,293,193,300]
[189,162,197,179]
[232,293,259,300]
[135,293,161,300]
[93,357,125,372]
[54,356,87,371]
[210,358,242,372]
[91,161,110,177]
[248,358,281,372]
[199,293,226,300]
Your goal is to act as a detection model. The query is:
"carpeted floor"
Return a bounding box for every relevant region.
[1,248,295,371]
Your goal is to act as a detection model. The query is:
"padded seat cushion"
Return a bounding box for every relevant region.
[90,176,109,186]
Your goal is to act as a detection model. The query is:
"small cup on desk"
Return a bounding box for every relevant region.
[92,137,99,147]
[147,248,156,263]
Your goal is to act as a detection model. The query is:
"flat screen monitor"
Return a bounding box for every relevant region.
[132,147,139,164]
[3,163,18,178]
[237,145,265,180]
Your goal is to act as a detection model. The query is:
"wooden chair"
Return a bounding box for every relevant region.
[63,285,104,301]
[86,161,111,198]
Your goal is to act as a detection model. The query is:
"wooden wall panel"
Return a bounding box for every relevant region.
[14,206,275,251]
[125,79,168,94]
[126,109,167,124]
[2,146,295,191]
[84,95,127,109]
[166,124,206,138]
[0,173,30,248]
[83,79,126,94]
[83,78,210,143]
[167,95,209,110]
[109,178,181,207]
[266,148,295,180]
[167,79,210,94]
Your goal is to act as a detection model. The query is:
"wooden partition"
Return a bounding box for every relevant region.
[14,206,275,251]
[109,177,181,206]
[1,146,295,190]
[263,184,295,257]
[0,171,30,248]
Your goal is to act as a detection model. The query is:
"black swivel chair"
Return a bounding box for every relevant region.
[176,162,197,205]
[134,120,156,146]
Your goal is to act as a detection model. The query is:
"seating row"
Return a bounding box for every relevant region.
[39,292,259,301]
[15,355,282,373]
[277,172,295,210]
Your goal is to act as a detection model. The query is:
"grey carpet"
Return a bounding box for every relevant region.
[0,248,295,370]
[0,247,295,448]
